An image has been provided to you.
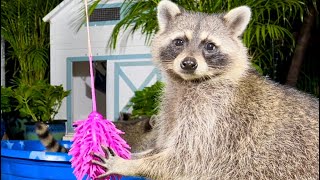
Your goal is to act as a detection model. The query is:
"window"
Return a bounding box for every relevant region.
[89,7,120,22]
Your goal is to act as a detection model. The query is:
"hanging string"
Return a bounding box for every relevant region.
[84,0,97,112]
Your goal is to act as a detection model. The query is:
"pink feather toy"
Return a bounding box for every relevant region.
[68,0,131,179]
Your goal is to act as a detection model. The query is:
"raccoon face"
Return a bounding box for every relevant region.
[152,0,251,82]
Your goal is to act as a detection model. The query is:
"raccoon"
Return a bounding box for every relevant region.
[113,117,157,153]
[93,1,319,179]
[35,122,69,153]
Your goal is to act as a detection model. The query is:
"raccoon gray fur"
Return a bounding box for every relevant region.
[92,1,319,179]
[35,122,69,153]
[113,117,156,153]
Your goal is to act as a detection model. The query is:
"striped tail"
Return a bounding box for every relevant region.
[35,122,68,153]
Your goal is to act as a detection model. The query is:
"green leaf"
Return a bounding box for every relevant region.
[127,81,164,118]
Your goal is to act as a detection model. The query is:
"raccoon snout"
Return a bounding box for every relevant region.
[180,57,198,71]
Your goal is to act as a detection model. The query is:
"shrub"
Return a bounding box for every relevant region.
[126,81,164,119]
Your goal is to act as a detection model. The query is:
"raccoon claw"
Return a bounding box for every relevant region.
[102,145,116,157]
[92,145,121,178]
[95,173,113,179]
[94,172,114,179]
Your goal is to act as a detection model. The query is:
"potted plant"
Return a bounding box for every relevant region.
[1,86,28,140]
[1,86,13,114]
[1,86,13,139]
[2,0,68,140]
[11,79,70,140]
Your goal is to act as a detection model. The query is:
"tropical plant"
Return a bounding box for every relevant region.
[1,86,14,113]
[1,0,62,85]
[126,81,164,119]
[75,0,318,97]
[1,85,26,140]
[111,0,315,76]
[12,80,70,122]
[286,6,317,87]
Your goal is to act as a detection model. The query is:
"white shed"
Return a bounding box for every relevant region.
[43,0,160,137]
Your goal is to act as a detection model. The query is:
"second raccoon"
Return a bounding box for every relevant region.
[35,122,68,153]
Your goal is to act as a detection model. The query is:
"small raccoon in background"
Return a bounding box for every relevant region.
[113,117,157,153]
[92,0,319,179]
[35,122,69,153]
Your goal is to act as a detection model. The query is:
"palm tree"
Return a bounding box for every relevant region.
[286,6,317,87]
[1,0,62,85]
[75,0,318,96]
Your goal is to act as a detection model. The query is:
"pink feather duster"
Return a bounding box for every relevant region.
[68,0,131,179]
[69,111,131,180]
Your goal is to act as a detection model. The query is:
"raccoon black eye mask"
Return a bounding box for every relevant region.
[200,40,230,68]
[160,36,229,69]
[159,37,187,62]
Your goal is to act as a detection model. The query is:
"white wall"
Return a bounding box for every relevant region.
[48,0,152,121]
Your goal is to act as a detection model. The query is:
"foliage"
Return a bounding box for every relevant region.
[11,80,70,122]
[1,86,27,140]
[1,86,14,113]
[1,0,62,85]
[73,0,318,97]
[107,0,318,96]
[110,0,313,75]
[126,81,164,119]
[71,0,102,32]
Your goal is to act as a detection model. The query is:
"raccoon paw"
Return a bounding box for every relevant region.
[92,145,122,179]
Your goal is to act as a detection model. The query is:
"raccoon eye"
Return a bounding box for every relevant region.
[205,43,216,51]
[173,39,184,46]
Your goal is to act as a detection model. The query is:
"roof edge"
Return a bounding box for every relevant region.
[43,0,74,22]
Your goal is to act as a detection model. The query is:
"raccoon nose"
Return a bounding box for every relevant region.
[180,57,198,71]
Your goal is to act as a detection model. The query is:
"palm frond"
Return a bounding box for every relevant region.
[70,0,103,33]
[71,0,317,93]
[1,0,62,85]
[108,0,159,49]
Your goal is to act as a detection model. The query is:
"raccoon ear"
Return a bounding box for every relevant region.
[223,6,251,37]
[157,0,181,32]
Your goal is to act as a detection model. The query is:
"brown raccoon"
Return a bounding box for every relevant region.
[113,117,156,153]
[92,1,319,179]
[35,122,68,153]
